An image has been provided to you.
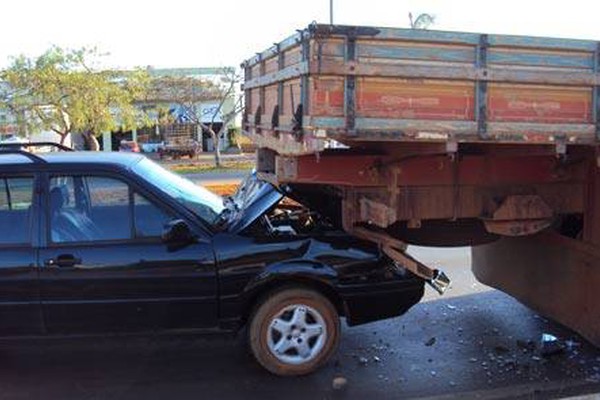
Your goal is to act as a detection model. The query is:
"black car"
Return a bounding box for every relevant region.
[0,145,424,375]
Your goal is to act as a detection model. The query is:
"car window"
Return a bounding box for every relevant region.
[133,193,173,238]
[50,175,173,243]
[50,175,131,243]
[50,176,77,209]
[132,158,224,225]
[0,176,34,244]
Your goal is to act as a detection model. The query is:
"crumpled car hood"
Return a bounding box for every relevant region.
[221,171,283,233]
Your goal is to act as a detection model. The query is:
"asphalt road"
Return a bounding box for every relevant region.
[1,247,599,400]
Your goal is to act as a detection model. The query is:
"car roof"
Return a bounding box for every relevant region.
[0,151,145,168]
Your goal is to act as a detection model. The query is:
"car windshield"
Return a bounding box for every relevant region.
[132,158,224,225]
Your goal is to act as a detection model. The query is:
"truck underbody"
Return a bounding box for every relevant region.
[242,23,600,345]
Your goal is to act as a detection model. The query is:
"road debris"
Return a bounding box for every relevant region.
[540,333,564,357]
[373,356,381,363]
[565,339,580,351]
[424,337,436,347]
[332,376,348,390]
[358,356,369,366]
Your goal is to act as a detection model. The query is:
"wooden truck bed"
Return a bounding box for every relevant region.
[242,24,600,155]
[242,25,600,348]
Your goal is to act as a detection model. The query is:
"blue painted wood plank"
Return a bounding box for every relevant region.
[488,50,593,69]
[355,118,477,132]
[244,32,303,67]
[488,34,597,51]
[370,27,480,45]
[305,116,344,129]
[357,44,475,63]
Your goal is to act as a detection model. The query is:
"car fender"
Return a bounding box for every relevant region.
[241,260,343,316]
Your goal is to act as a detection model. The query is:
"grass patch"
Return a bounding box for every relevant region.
[204,183,238,196]
[168,160,255,174]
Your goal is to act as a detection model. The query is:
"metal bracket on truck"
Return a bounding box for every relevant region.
[352,226,451,295]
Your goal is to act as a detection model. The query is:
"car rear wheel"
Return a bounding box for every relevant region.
[249,287,340,376]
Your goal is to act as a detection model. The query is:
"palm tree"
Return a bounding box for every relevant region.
[409,12,436,29]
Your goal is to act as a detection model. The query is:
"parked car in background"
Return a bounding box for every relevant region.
[140,142,164,153]
[0,144,424,376]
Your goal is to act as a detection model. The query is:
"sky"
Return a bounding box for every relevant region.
[0,0,599,70]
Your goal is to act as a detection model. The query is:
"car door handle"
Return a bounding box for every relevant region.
[45,254,82,268]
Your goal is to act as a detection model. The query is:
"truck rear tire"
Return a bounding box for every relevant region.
[248,287,340,376]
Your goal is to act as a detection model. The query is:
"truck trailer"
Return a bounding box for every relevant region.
[242,23,600,346]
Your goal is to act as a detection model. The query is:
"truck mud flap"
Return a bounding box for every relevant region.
[472,231,600,347]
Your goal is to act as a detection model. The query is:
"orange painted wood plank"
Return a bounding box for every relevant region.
[488,84,591,123]
[356,78,475,121]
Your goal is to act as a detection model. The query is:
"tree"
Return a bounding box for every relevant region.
[409,12,436,30]
[0,46,150,148]
[149,68,242,167]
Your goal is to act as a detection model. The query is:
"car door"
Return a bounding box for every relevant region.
[0,174,43,336]
[38,172,218,334]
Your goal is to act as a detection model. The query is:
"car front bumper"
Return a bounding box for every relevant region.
[338,277,425,326]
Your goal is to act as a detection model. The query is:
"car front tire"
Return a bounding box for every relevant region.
[249,287,340,376]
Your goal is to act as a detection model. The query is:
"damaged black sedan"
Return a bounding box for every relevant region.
[0,148,424,375]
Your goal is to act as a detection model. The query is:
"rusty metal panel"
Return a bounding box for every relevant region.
[582,152,600,245]
[279,153,588,187]
[347,183,584,222]
[275,151,585,223]
[276,154,383,185]
[472,232,600,347]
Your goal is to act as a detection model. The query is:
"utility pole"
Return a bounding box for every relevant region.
[330,0,333,24]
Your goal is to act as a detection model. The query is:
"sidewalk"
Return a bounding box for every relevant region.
[149,151,255,166]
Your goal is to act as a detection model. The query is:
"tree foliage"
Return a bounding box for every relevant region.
[0,46,150,146]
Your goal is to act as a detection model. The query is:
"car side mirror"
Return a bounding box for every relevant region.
[162,219,196,251]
